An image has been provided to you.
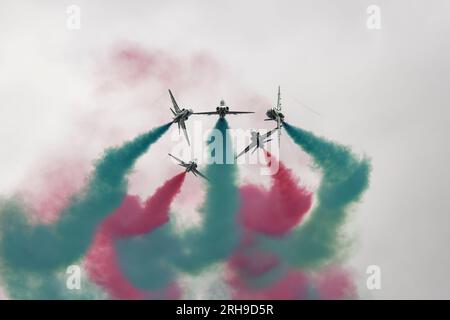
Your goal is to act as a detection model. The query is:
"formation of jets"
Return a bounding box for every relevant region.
[167,87,286,179]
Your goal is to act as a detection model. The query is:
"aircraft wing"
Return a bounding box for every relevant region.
[193,111,219,115]
[261,127,279,140]
[227,111,254,115]
[168,89,181,113]
[235,142,256,159]
[193,110,254,115]
[179,119,190,145]
[192,168,209,181]
[168,153,186,165]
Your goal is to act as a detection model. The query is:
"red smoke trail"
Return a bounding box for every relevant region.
[228,265,356,299]
[85,172,186,299]
[85,228,147,299]
[227,233,311,299]
[239,151,312,236]
[228,153,357,299]
[227,153,313,298]
[21,159,88,224]
[105,172,186,238]
[313,268,357,300]
[96,44,222,95]
[229,269,309,300]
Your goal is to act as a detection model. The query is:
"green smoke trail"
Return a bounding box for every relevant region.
[0,123,170,275]
[0,199,106,299]
[176,118,241,273]
[262,122,371,268]
[116,119,241,292]
[116,222,182,292]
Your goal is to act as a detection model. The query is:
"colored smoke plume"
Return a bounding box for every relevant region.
[86,172,186,299]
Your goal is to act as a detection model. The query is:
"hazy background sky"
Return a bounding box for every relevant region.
[1,0,449,299]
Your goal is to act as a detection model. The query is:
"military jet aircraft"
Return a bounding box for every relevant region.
[265,86,285,144]
[194,99,254,118]
[168,153,209,180]
[235,127,280,159]
[169,89,193,145]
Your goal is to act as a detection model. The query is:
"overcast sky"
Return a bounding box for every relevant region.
[1,0,450,299]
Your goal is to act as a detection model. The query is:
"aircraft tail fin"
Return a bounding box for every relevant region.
[276,86,282,110]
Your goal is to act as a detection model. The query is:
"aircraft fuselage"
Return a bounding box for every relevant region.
[216,106,230,118]
[266,108,285,121]
[173,109,193,123]
[185,162,197,172]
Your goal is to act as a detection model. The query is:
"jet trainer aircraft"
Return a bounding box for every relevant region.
[168,153,209,180]
[235,127,280,159]
[265,86,285,144]
[169,89,193,145]
[194,99,254,118]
